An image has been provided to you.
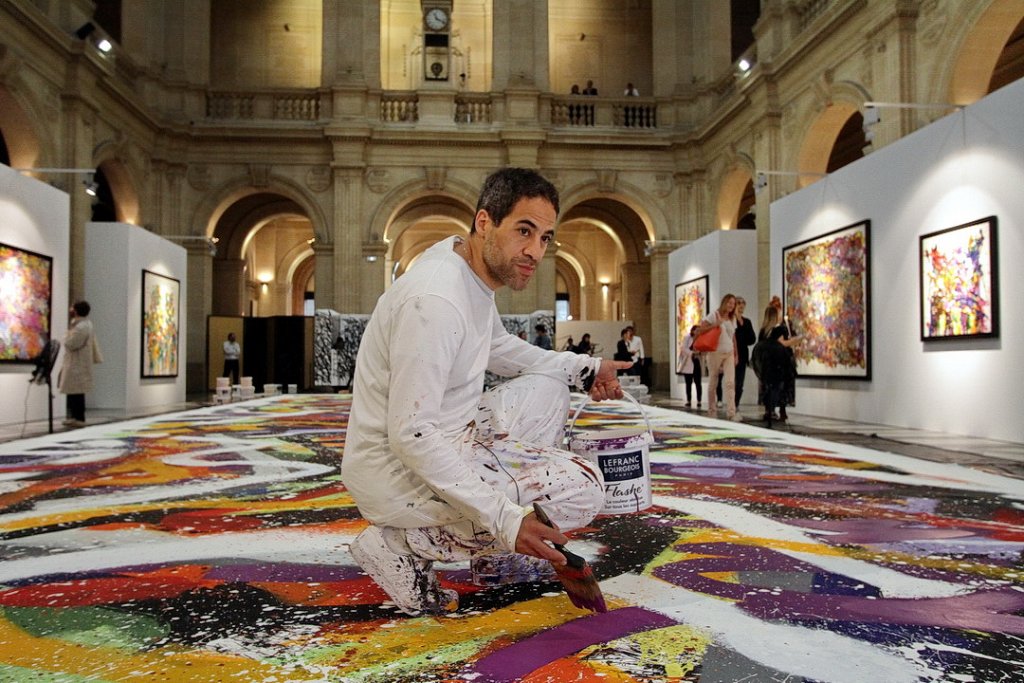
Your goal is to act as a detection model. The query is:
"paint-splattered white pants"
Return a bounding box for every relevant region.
[399,374,606,562]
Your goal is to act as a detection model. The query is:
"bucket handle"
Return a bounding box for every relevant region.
[565,390,654,446]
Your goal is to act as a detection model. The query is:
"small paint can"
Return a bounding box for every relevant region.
[567,394,654,515]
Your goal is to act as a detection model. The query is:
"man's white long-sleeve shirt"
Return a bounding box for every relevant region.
[341,237,600,551]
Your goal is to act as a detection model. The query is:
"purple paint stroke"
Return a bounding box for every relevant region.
[653,542,822,601]
[741,585,1024,635]
[205,562,366,583]
[468,607,676,682]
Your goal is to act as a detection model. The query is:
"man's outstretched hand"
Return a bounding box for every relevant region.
[590,360,631,401]
[515,512,569,565]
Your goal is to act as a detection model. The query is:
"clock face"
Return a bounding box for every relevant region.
[425,7,448,31]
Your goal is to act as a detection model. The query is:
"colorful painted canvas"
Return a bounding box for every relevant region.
[0,242,52,363]
[0,394,1021,682]
[674,276,708,374]
[141,269,180,377]
[919,216,999,341]
[783,220,871,379]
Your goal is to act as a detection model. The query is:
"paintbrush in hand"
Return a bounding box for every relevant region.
[532,502,607,613]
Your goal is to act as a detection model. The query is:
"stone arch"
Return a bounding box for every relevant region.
[715,156,756,230]
[92,145,141,225]
[368,175,480,245]
[557,179,662,246]
[193,173,329,245]
[0,75,52,169]
[796,100,860,186]
[288,252,316,315]
[948,0,1024,104]
[197,173,323,317]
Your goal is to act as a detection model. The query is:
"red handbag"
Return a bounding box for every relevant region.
[693,325,721,353]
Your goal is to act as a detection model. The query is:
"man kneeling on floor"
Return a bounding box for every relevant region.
[341,167,631,615]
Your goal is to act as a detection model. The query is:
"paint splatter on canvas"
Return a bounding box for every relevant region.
[920,216,998,340]
[675,276,707,375]
[784,221,870,379]
[141,269,180,377]
[1,395,1021,682]
[0,242,52,363]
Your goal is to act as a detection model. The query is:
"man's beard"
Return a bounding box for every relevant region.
[482,239,534,291]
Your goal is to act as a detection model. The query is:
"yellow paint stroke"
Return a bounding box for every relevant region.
[0,494,357,533]
[306,594,627,673]
[649,525,1023,582]
[0,618,326,682]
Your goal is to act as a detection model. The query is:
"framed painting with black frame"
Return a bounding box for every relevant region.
[0,241,53,364]
[919,216,998,342]
[674,275,709,375]
[141,269,180,378]
[782,220,871,380]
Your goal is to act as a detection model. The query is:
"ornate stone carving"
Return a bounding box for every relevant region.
[364,168,391,193]
[596,169,617,193]
[306,166,331,193]
[653,173,673,198]
[424,167,447,191]
[249,164,270,188]
[187,164,211,191]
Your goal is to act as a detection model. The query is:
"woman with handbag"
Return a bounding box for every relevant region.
[693,293,742,422]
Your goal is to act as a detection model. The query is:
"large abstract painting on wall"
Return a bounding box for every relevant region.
[0,242,52,363]
[674,275,708,374]
[783,220,871,379]
[919,215,998,341]
[141,269,179,378]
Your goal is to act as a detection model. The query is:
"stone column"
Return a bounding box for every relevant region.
[331,168,364,313]
[311,242,335,312]
[184,241,214,394]
[212,258,246,315]
[491,0,549,91]
[645,243,675,392]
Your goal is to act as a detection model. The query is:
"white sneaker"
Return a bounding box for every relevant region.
[730,413,744,422]
[349,526,459,616]
[471,552,557,586]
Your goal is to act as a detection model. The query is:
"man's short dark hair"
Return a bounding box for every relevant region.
[72,300,91,317]
[535,324,547,333]
[473,167,559,232]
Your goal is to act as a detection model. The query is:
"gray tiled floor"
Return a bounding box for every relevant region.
[3,392,1022,481]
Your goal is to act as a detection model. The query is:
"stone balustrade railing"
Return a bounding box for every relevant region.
[207,91,322,121]
[205,89,663,130]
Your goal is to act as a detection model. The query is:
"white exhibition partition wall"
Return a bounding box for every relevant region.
[0,165,71,426]
[771,78,1024,444]
[667,229,758,404]
[85,222,187,410]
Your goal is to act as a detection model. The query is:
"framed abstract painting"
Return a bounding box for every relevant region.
[783,220,871,380]
[0,242,53,363]
[919,216,998,341]
[674,275,708,374]
[141,269,180,378]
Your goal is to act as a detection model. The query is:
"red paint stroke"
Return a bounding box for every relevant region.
[0,565,219,607]
[469,607,675,682]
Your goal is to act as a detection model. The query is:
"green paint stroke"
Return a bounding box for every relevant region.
[1,606,168,651]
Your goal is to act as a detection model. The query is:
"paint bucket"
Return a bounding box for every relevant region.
[566,393,654,515]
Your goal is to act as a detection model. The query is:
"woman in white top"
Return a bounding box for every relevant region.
[694,293,742,422]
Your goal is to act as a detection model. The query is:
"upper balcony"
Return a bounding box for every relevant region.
[202,88,666,134]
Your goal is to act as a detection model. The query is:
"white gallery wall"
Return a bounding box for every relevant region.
[771,78,1024,444]
[85,222,187,410]
[0,165,70,427]
[667,229,758,404]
